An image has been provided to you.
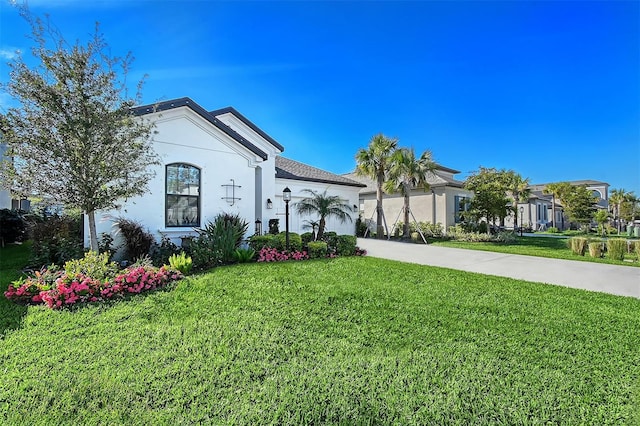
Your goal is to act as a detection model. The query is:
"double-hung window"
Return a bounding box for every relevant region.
[166,163,200,227]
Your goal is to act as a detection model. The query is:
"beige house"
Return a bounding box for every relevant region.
[344,165,474,235]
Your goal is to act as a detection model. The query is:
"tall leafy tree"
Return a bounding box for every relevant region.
[0,12,159,251]
[546,183,597,228]
[355,133,398,239]
[464,167,511,232]
[294,189,353,240]
[544,182,573,229]
[384,147,436,237]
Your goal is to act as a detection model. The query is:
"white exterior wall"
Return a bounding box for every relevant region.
[272,180,360,236]
[87,107,266,247]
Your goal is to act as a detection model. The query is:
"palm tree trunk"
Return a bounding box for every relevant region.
[403,193,410,238]
[376,171,385,239]
[317,217,326,240]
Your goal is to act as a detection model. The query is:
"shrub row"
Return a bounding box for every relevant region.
[248,232,361,258]
[446,226,517,244]
[568,237,640,261]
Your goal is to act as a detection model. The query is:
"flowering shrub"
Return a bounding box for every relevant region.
[5,263,183,310]
[354,247,367,256]
[257,247,308,262]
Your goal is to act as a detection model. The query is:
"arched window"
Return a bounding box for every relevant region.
[166,163,200,227]
[591,190,602,200]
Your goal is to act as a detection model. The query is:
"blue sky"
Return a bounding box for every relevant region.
[1,0,638,194]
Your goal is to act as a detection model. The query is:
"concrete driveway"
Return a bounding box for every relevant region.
[357,238,640,299]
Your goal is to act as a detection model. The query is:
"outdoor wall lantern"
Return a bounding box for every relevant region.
[283,187,292,250]
[255,218,262,235]
[266,198,273,209]
[519,206,524,237]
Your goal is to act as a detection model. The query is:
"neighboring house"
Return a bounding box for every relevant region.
[86,97,364,247]
[506,180,610,230]
[344,165,474,234]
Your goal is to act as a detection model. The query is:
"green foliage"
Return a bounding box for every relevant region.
[29,214,83,267]
[64,251,119,282]
[464,167,519,228]
[98,232,115,257]
[399,221,445,238]
[447,225,514,243]
[588,242,603,258]
[568,237,588,256]
[168,252,193,275]
[546,226,560,234]
[247,234,277,252]
[547,182,598,226]
[274,232,302,251]
[1,12,159,251]
[1,257,639,424]
[294,189,353,240]
[300,232,315,247]
[635,241,640,260]
[233,248,256,263]
[355,216,368,237]
[493,231,518,243]
[115,217,155,262]
[334,235,357,256]
[0,209,27,246]
[606,239,627,261]
[307,241,328,259]
[190,213,249,270]
[150,236,181,267]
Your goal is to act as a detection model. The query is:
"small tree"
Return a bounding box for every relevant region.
[0,12,159,251]
[593,209,609,237]
[355,134,398,238]
[464,167,512,232]
[294,189,353,240]
[384,147,436,238]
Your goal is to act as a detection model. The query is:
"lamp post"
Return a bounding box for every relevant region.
[519,206,524,237]
[283,187,291,250]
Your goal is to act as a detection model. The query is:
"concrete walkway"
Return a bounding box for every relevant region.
[357,238,640,299]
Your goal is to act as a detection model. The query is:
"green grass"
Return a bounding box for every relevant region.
[431,235,640,266]
[1,252,639,424]
[0,242,32,338]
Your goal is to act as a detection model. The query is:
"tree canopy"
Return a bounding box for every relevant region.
[545,182,597,227]
[0,12,159,251]
[464,167,520,230]
[293,189,352,240]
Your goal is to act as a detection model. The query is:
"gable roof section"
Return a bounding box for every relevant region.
[132,98,269,160]
[343,165,466,194]
[276,157,366,188]
[210,106,285,153]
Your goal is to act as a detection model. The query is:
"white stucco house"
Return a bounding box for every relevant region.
[86,97,364,247]
[344,165,474,234]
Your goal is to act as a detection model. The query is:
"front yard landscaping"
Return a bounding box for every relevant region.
[1,244,639,424]
[431,235,640,266]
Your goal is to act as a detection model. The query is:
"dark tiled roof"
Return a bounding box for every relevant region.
[276,157,366,188]
[210,107,284,152]
[132,98,268,160]
[343,165,465,194]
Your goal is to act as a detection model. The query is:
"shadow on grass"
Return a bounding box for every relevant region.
[0,242,32,338]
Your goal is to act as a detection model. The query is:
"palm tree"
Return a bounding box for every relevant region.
[383,147,436,238]
[504,171,530,230]
[294,189,353,240]
[609,188,633,233]
[355,133,398,239]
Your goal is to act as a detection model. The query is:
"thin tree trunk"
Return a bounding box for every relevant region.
[403,192,410,238]
[376,171,385,239]
[87,210,99,252]
[318,217,326,241]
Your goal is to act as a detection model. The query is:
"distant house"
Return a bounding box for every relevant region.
[344,165,474,234]
[505,180,609,231]
[86,97,364,247]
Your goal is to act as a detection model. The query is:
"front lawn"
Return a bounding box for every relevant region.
[0,242,32,337]
[1,254,639,424]
[432,235,639,266]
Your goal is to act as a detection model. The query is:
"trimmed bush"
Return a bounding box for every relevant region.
[307,241,328,259]
[64,251,119,281]
[607,239,627,261]
[248,234,277,251]
[300,232,315,247]
[568,237,588,256]
[168,252,193,275]
[274,232,302,251]
[546,227,560,234]
[334,235,357,256]
[588,242,602,258]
